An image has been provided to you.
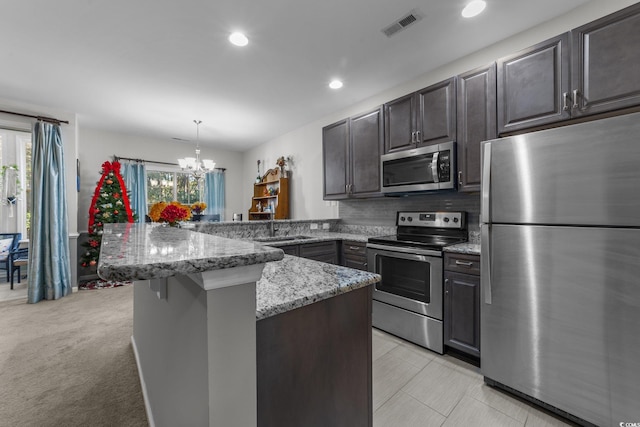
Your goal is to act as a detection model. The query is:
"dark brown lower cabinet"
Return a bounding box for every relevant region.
[299,241,339,264]
[279,244,299,256]
[341,240,368,271]
[273,241,339,265]
[257,286,373,427]
[444,253,481,359]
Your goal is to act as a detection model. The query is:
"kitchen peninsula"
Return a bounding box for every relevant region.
[97,223,380,427]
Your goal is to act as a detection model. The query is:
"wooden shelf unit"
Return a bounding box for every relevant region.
[249,169,289,220]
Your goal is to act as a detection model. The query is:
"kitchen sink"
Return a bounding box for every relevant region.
[254,235,313,243]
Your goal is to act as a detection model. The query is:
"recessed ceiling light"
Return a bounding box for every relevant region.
[229,32,249,47]
[461,0,486,18]
[329,80,343,90]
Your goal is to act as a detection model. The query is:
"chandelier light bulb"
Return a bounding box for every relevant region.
[177,120,216,180]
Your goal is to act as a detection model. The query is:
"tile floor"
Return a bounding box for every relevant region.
[372,328,573,427]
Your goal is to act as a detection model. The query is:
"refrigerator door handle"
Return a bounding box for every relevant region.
[481,224,492,305]
[481,142,491,223]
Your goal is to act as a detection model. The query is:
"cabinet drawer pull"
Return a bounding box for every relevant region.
[349,246,361,251]
[455,260,474,267]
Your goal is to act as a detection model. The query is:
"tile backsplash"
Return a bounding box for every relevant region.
[339,192,481,235]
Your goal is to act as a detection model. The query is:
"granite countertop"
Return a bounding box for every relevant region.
[250,231,370,246]
[97,223,284,281]
[256,255,380,320]
[444,242,481,255]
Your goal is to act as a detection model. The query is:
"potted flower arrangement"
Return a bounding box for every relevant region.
[149,201,191,226]
[190,202,207,221]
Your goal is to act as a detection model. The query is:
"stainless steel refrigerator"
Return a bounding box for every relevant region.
[480,112,640,426]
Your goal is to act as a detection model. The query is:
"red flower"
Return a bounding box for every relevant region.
[113,193,120,199]
[113,210,119,214]
[89,239,100,248]
[160,204,189,223]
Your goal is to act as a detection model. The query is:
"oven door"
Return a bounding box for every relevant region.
[367,244,443,320]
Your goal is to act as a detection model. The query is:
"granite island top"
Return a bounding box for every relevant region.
[256,255,380,320]
[97,223,284,281]
[97,223,381,320]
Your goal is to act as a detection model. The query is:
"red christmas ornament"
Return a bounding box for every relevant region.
[106,179,113,184]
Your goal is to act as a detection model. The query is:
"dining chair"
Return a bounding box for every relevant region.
[0,233,21,282]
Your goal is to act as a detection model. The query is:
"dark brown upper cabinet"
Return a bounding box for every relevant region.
[497,33,570,134]
[571,3,640,117]
[349,107,384,197]
[384,77,456,153]
[322,106,383,200]
[322,119,349,199]
[498,3,640,134]
[456,63,497,193]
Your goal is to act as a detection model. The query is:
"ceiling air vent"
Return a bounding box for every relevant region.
[382,9,423,38]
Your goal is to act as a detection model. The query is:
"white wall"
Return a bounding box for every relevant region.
[77,128,244,232]
[242,0,639,219]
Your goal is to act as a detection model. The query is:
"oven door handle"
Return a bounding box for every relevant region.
[366,243,442,258]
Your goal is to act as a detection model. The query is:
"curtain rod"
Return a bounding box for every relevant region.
[0,109,69,125]
[113,155,226,172]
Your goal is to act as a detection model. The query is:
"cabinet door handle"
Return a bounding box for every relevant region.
[415,130,421,143]
[458,170,463,185]
[445,278,449,294]
[572,89,579,109]
[411,131,416,143]
[562,92,570,111]
[455,260,474,267]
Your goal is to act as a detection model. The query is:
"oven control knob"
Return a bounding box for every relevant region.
[407,217,413,222]
[400,216,406,222]
[453,217,459,223]
[444,217,450,223]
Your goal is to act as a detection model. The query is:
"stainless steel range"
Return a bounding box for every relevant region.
[367,211,467,354]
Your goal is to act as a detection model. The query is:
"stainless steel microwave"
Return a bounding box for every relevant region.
[381,141,456,194]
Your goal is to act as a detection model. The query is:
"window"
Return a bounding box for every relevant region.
[0,128,32,238]
[146,168,202,209]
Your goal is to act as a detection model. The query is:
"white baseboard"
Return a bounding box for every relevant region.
[131,335,155,427]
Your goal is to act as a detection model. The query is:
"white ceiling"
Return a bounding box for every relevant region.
[0,0,589,151]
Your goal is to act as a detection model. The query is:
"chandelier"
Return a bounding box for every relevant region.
[177,120,216,180]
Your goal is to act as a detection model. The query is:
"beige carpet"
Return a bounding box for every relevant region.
[0,285,148,426]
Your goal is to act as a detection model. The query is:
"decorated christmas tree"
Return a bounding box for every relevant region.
[81,161,135,268]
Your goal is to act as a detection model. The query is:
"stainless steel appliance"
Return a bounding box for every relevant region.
[481,113,640,426]
[367,211,467,354]
[381,141,455,194]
